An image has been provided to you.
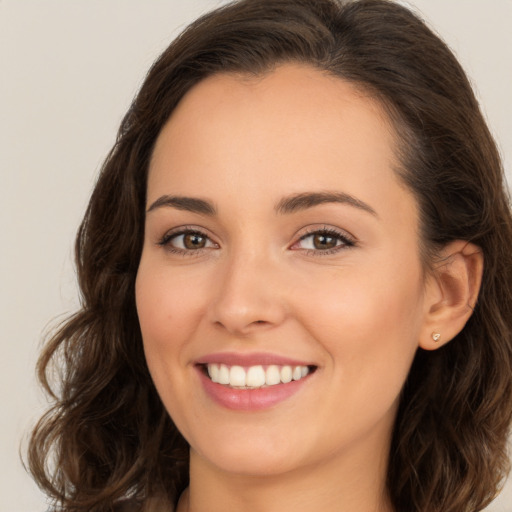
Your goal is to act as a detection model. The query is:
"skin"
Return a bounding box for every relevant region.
[135,64,482,512]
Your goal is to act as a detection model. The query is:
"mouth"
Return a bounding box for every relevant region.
[198,363,317,390]
[195,353,318,410]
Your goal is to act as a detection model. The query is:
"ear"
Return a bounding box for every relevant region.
[419,240,483,351]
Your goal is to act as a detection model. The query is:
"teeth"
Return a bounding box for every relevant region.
[246,365,266,387]
[218,364,230,385]
[229,366,246,387]
[266,365,281,386]
[280,366,292,384]
[208,363,219,383]
[205,363,311,388]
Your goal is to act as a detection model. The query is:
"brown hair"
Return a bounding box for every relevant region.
[28,1,512,511]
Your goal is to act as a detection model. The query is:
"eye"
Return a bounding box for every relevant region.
[291,228,355,254]
[158,228,218,253]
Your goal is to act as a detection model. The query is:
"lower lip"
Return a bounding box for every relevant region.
[197,368,310,411]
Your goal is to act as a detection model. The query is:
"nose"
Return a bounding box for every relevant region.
[208,250,288,336]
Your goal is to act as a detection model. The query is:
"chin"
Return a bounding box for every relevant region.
[190,427,310,477]
[200,450,305,478]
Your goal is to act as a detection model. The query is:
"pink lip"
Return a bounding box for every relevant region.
[196,368,311,411]
[196,351,313,367]
[194,352,315,411]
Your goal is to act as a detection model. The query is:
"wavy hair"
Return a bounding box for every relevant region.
[28,1,512,511]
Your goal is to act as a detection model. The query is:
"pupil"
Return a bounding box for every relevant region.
[313,234,337,250]
[184,233,206,249]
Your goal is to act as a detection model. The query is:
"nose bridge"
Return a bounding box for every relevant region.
[208,244,286,334]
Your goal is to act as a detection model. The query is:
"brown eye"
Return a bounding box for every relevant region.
[311,233,338,250]
[159,229,217,252]
[183,232,207,249]
[293,229,355,253]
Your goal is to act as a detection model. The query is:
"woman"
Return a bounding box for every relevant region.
[28,1,512,511]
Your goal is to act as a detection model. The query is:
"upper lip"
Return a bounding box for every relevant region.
[195,352,315,367]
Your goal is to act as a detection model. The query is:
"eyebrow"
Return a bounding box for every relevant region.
[146,191,377,218]
[147,195,216,215]
[275,191,377,217]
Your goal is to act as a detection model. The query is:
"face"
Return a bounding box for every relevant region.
[136,64,430,478]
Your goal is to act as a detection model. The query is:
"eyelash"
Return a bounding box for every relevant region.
[157,226,356,256]
[294,227,356,255]
[157,226,217,256]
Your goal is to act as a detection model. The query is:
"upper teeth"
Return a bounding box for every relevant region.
[207,364,310,389]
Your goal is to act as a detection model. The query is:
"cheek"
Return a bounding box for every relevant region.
[298,260,423,339]
[135,262,210,396]
[136,262,205,345]
[135,259,208,423]
[296,257,424,395]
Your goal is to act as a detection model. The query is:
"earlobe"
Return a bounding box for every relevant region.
[419,241,483,351]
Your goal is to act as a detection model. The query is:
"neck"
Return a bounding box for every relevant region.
[177,432,394,512]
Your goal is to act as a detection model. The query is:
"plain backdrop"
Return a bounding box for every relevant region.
[1,1,511,511]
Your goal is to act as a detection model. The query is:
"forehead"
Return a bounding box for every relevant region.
[148,63,415,226]
[153,64,397,163]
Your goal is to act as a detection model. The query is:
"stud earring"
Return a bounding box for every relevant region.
[432,332,441,342]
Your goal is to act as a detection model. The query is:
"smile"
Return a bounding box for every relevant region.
[196,355,317,411]
[205,363,312,389]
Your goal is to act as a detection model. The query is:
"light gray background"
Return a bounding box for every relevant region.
[1,1,511,511]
